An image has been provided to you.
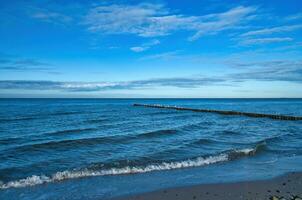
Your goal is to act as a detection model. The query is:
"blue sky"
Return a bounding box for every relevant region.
[0,0,302,98]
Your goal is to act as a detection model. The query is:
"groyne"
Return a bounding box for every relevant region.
[133,104,302,121]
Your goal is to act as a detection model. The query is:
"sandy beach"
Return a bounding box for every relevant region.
[115,172,302,200]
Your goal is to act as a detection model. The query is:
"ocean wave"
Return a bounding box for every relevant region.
[47,111,84,116]
[191,138,215,145]
[138,129,177,138]
[6,136,121,153]
[46,128,97,136]
[0,146,261,189]
[85,119,109,124]
[142,110,179,116]
[222,130,240,135]
[7,129,179,153]
[0,137,23,145]
[0,117,37,123]
[259,133,294,144]
[0,111,89,123]
[228,142,266,160]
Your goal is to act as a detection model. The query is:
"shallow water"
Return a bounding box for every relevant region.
[0,98,302,199]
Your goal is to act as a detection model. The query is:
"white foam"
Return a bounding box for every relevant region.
[0,175,51,189]
[0,154,228,189]
[234,148,254,155]
[0,147,260,190]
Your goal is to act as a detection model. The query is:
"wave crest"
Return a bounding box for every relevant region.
[0,146,261,189]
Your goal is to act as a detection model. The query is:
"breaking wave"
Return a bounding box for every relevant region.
[0,146,261,189]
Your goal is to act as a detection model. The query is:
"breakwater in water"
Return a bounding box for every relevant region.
[133,103,302,121]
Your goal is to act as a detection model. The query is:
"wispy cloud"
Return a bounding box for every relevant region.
[0,57,55,73]
[229,60,302,68]
[130,39,160,52]
[240,37,293,45]
[228,59,302,83]
[32,12,72,23]
[285,13,302,21]
[1,58,301,92]
[84,3,256,41]
[0,77,226,92]
[29,7,72,24]
[241,24,302,37]
[139,51,182,61]
[188,6,257,41]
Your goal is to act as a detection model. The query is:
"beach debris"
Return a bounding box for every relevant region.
[291,195,302,200]
[269,196,299,200]
[271,195,302,200]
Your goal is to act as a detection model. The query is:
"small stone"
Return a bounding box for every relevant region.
[292,195,302,200]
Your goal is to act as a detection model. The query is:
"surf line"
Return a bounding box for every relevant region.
[133,104,302,121]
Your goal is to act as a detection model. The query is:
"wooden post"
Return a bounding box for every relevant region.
[133,104,302,121]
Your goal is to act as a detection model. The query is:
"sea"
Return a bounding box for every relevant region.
[0,98,302,200]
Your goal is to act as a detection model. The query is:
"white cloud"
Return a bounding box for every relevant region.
[189,6,257,41]
[139,51,181,60]
[241,24,302,37]
[31,10,72,24]
[130,46,147,52]
[240,37,293,45]
[285,13,302,21]
[0,77,226,92]
[84,3,257,41]
[130,39,160,52]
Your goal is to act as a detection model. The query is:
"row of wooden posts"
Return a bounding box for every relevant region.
[133,103,302,121]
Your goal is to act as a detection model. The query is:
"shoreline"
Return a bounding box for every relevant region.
[114,172,302,200]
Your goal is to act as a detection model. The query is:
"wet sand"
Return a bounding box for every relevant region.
[114,172,302,200]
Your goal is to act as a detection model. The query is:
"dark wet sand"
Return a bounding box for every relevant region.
[114,172,302,200]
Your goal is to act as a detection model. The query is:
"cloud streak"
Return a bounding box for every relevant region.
[228,59,302,83]
[130,39,160,52]
[1,58,301,92]
[0,57,55,73]
[29,7,73,24]
[84,3,256,41]
[285,13,302,21]
[0,77,226,92]
[241,24,302,37]
[240,37,293,45]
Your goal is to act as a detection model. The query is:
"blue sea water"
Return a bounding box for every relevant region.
[0,98,302,200]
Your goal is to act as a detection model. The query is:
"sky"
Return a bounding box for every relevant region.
[0,0,302,98]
